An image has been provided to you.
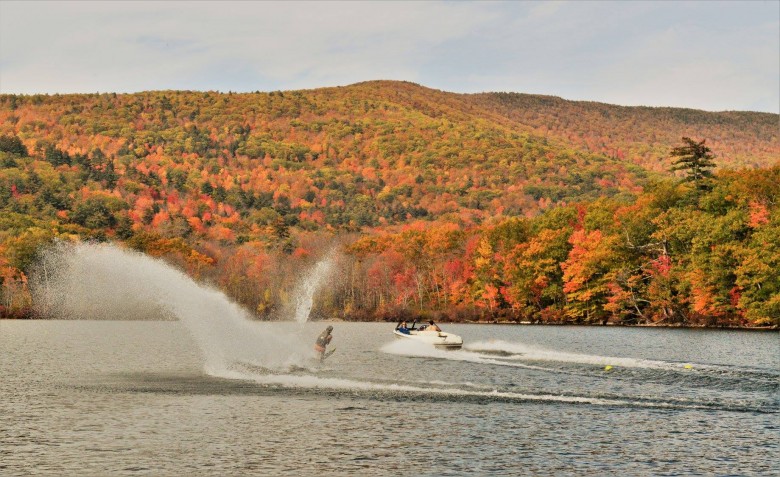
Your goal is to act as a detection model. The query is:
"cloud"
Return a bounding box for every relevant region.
[0,1,777,112]
[584,9,780,112]
[1,1,498,92]
[436,2,779,112]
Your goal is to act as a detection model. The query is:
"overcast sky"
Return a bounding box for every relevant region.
[1,1,777,112]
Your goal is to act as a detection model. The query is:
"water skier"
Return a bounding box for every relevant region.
[314,325,333,361]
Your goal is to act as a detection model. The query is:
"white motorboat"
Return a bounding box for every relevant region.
[393,322,463,349]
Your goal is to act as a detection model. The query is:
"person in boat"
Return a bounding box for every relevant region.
[314,325,333,360]
[396,321,411,334]
[427,320,442,332]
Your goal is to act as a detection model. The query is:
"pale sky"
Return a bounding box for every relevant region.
[1,0,778,113]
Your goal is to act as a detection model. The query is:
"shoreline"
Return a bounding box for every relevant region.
[316,318,778,331]
[2,316,776,331]
[465,321,779,331]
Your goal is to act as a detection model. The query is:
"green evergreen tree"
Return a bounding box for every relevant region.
[669,137,716,190]
[0,135,28,156]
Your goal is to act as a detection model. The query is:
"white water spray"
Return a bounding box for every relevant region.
[32,242,313,373]
[291,250,336,324]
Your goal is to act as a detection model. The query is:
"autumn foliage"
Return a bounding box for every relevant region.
[0,82,777,326]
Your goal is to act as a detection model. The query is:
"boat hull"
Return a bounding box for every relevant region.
[393,329,463,349]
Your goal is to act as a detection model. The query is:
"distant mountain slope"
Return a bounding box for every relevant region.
[469,91,779,171]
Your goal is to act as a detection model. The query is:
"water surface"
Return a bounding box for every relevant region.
[1,321,777,476]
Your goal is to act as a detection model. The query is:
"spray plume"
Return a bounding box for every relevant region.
[31,242,333,373]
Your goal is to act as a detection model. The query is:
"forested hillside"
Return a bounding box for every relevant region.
[472,91,779,171]
[0,81,777,325]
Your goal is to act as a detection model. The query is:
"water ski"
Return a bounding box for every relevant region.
[321,348,336,361]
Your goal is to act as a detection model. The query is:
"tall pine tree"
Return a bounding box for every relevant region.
[669,137,716,190]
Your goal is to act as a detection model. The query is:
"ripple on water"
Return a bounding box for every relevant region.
[1,321,778,475]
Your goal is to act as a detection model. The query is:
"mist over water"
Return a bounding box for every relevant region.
[31,242,317,372]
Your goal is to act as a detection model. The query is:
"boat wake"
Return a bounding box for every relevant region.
[462,340,780,386]
[385,337,778,378]
[465,340,684,370]
[206,363,774,414]
[381,340,551,372]
[380,337,779,401]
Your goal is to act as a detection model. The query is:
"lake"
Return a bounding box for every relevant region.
[1,320,777,476]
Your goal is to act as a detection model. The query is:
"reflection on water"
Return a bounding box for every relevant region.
[1,321,778,476]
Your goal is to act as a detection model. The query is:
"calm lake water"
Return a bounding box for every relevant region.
[1,320,777,476]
